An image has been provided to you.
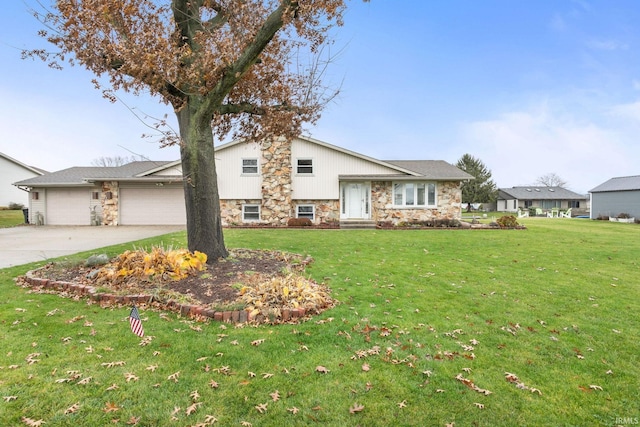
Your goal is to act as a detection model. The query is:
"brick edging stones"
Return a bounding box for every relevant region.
[19,269,308,325]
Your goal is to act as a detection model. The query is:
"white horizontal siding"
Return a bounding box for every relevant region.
[214,142,262,199]
[29,188,46,224]
[1,157,40,206]
[291,138,400,200]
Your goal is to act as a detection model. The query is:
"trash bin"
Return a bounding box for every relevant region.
[22,208,29,224]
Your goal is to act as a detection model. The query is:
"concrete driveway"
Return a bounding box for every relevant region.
[0,225,185,269]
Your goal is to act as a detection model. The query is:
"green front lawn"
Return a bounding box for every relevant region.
[0,209,25,228]
[1,220,638,426]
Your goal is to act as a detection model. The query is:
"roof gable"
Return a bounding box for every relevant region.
[1,152,45,176]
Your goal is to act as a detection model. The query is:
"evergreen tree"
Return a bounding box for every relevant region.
[456,154,498,211]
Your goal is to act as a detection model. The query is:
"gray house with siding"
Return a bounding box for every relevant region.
[589,175,640,220]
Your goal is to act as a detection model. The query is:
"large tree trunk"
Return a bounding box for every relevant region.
[176,98,228,262]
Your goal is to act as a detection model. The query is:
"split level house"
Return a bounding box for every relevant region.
[496,186,589,216]
[13,136,473,227]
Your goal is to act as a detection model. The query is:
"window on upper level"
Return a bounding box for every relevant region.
[242,158,259,175]
[296,158,313,174]
[393,182,436,207]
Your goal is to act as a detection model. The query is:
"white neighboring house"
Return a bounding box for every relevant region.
[14,136,472,227]
[1,152,44,208]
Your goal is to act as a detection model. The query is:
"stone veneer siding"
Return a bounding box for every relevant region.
[220,199,261,226]
[101,181,119,226]
[293,200,340,224]
[220,199,340,225]
[260,138,292,225]
[371,181,463,224]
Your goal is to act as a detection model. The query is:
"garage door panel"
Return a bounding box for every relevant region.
[46,189,91,225]
[120,186,186,225]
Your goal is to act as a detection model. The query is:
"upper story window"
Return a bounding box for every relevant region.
[296,158,313,174]
[393,182,436,207]
[242,158,259,175]
[31,191,40,201]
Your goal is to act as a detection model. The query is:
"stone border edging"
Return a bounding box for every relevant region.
[20,269,307,324]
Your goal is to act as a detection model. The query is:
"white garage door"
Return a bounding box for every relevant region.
[120,185,186,225]
[46,188,92,225]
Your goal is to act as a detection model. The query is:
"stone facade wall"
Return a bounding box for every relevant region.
[260,138,292,226]
[371,181,463,225]
[294,200,340,224]
[220,199,340,226]
[101,181,119,226]
[220,199,261,226]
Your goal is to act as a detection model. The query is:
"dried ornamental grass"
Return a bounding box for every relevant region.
[95,247,207,285]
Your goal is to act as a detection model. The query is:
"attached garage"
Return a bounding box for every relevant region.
[119,185,186,225]
[46,188,93,225]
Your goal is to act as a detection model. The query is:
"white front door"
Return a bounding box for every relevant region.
[341,182,370,219]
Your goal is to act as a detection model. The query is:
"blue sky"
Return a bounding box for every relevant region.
[2,1,640,194]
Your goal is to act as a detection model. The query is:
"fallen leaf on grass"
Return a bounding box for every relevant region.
[3,396,18,402]
[209,380,219,388]
[103,402,120,413]
[270,390,280,402]
[251,339,265,346]
[167,371,180,382]
[185,402,201,416]
[349,403,364,414]
[126,416,140,425]
[315,366,330,374]
[76,376,92,385]
[255,403,268,414]
[21,417,46,426]
[106,384,119,391]
[397,400,407,408]
[361,363,370,372]
[589,384,603,391]
[262,373,274,379]
[474,402,485,409]
[124,373,139,382]
[64,403,80,414]
[287,407,299,414]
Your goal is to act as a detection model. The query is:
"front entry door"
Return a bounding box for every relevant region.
[342,182,370,219]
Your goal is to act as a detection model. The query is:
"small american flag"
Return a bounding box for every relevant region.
[129,305,144,337]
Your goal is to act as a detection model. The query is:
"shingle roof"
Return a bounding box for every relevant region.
[13,161,175,186]
[383,160,474,180]
[499,186,586,200]
[590,175,640,193]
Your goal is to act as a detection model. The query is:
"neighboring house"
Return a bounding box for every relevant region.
[496,186,589,216]
[1,152,45,207]
[589,175,640,220]
[14,136,472,226]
